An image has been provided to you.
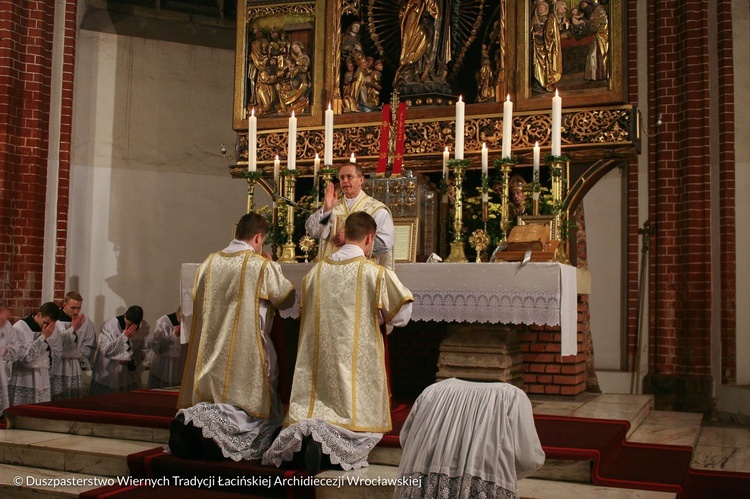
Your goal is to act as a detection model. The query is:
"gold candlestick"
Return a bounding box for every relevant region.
[499,163,513,241]
[548,158,569,263]
[278,171,299,263]
[445,159,469,262]
[242,171,263,213]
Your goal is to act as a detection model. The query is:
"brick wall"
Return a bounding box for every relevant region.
[519,295,587,396]
[716,0,736,384]
[640,1,736,409]
[0,1,76,315]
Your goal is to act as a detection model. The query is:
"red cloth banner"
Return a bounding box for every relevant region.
[376,104,391,175]
[391,102,407,175]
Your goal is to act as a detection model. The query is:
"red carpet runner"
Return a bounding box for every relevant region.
[4,390,749,498]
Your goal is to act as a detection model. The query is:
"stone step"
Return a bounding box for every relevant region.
[0,428,161,477]
[312,464,675,499]
[0,462,111,498]
[7,414,169,444]
[628,410,704,447]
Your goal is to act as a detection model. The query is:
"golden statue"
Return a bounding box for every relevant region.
[572,0,610,81]
[531,0,562,93]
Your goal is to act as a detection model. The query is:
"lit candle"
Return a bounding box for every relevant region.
[533,141,540,200]
[481,142,488,202]
[324,103,334,166]
[350,152,356,164]
[273,155,280,186]
[455,96,465,160]
[248,108,257,172]
[287,111,297,170]
[313,153,320,177]
[502,95,513,159]
[551,90,562,157]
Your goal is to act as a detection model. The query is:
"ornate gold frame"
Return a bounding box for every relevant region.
[233,0,326,131]
[513,0,626,111]
[393,217,419,263]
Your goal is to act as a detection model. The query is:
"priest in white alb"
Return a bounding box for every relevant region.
[171,212,295,461]
[0,306,17,414]
[51,291,95,400]
[305,162,395,268]
[263,211,413,473]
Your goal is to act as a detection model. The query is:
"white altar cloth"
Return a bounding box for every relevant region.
[180,262,579,356]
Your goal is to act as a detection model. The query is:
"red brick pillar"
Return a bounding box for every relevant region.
[641,0,735,411]
[0,1,77,315]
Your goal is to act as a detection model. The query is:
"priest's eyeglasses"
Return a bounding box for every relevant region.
[338,174,361,181]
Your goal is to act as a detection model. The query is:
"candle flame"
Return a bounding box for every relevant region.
[251,108,255,117]
[482,142,486,148]
[506,94,510,102]
[328,103,331,110]
[275,155,279,161]
[555,89,559,97]
[535,141,539,147]
[445,146,449,152]
[291,111,295,118]
[458,95,463,102]
[315,153,319,158]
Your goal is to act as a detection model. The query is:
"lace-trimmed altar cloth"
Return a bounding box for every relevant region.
[181,262,578,356]
[393,378,545,499]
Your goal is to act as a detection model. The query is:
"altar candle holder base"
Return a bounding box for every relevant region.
[499,163,513,242]
[446,241,468,263]
[278,242,297,263]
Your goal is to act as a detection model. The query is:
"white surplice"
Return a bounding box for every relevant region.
[147,313,185,389]
[90,316,150,396]
[0,321,18,414]
[7,316,61,406]
[50,309,92,400]
[393,378,545,499]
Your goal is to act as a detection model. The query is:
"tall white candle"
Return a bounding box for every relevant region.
[287,111,297,170]
[502,95,513,159]
[350,152,356,163]
[455,96,465,160]
[533,141,540,200]
[248,108,257,172]
[273,155,280,186]
[551,90,562,157]
[313,153,320,177]
[481,142,489,202]
[324,103,334,166]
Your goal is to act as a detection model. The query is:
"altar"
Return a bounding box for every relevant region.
[180,261,591,396]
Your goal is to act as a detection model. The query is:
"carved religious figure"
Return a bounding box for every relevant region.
[256,57,279,115]
[531,0,562,93]
[247,29,268,107]
[393,0,451,95]
[277,41,311,115]
[476,45,495,103]
[571,0,610,81]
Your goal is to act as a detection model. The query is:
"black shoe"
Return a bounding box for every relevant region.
[304,437,323,476]
[168,416,192,459]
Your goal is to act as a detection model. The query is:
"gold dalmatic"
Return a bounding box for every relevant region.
[317,194,390,261]
[286,257,413,432]
[178,251,294,418]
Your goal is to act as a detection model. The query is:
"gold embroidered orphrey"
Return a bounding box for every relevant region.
[316,194,392,262]
[178,251,294,417]
[286,256,413,432]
